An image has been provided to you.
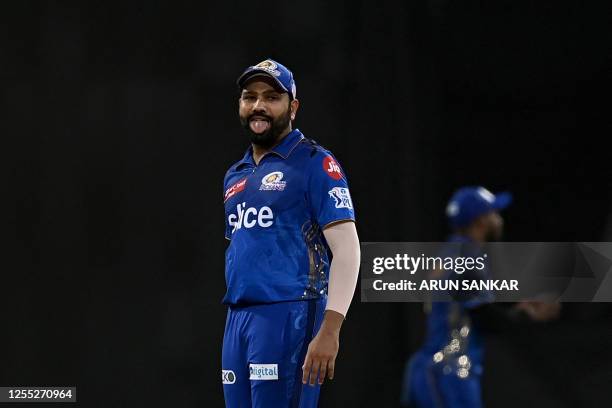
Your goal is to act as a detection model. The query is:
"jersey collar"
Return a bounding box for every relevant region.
[270,129,304,159]
[237,129,304,169]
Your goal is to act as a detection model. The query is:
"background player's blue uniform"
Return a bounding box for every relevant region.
[402,235,493,408]
[222,129,355,407]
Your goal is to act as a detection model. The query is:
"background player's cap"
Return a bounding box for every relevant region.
[445,186,512,228]
[237,58,297,100]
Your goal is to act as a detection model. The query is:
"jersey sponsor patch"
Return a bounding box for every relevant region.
[222,369,236,384]
[259,171,287,191]
[329,187,353,209]
[228,203,274,234]
[323,156,343,180]
[249,364,279,380]
[224,178,247,202]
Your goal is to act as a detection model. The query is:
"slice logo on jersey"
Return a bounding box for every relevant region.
[228,203,274,234]
[253,60,281,77]
[259,171,287,191]
[224,178,247,202]
[329,187,353,209]
[323,156,343,180]
[222,369,236,384]
[249,364,279,380]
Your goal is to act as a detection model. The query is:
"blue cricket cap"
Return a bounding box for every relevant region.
[445,186,512,229]
[237,58,297,100]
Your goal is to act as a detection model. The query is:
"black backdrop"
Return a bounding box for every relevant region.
[4,1,611,407]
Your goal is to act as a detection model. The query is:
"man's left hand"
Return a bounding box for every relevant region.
[302,310,344,386]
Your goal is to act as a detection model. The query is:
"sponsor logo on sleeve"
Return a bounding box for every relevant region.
[224,178,247,202]
[222,370,236,384]
[259,171,287,191]
[329,187,353,209]
[322,156,343,180]
[249,364,279,380]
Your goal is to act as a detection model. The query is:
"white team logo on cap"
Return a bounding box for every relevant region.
[253,60,281,77]
[477,187,495,203]
[260,171,287,191]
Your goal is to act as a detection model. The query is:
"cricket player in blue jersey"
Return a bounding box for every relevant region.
[221,59,361,407]
[401,186,559,408]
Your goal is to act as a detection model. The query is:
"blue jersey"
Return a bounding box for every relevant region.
[402,235,492,408]
[222,129,355,305]
[421,234,492,372]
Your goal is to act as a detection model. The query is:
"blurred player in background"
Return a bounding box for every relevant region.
[221,59,361,407]
[401,186,560,408]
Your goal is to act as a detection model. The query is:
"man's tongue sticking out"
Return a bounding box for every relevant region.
[250,118,270,134]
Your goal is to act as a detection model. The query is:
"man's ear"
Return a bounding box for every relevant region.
[290,98,300,120]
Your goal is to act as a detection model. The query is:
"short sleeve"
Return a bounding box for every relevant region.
[307,152,356,228]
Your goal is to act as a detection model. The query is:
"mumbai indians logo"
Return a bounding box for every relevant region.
[328,187,353,209]
[260,171,287,191]
[253,60,281,77]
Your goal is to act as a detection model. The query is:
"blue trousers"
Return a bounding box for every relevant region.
[402,352,483,408]
[222,298,325,407]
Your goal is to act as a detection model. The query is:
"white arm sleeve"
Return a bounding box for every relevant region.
[322,221,361,318]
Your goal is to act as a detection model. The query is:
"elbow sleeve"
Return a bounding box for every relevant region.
[325,239,360,317]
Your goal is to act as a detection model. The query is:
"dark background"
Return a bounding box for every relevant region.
[3,1,611,407]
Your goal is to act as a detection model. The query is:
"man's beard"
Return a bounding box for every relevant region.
[240,109,291,149]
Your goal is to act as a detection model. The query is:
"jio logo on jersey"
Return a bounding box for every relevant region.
[228,202,274,234]
[323,156,343,180]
